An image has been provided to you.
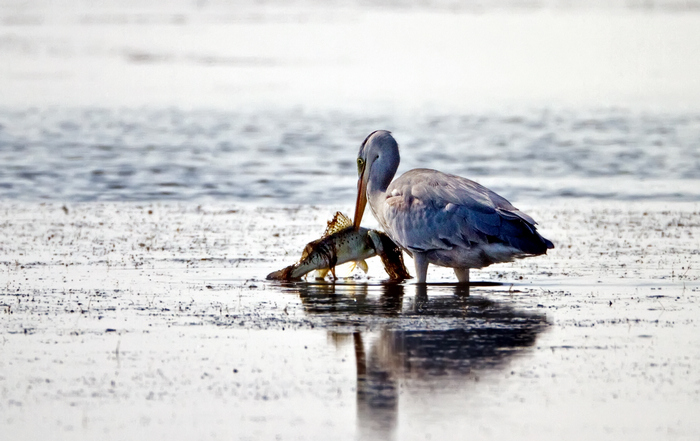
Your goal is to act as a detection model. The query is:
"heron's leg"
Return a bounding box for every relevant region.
[454,267,470,284]
[415,284,428,308]
[413,252,429,284]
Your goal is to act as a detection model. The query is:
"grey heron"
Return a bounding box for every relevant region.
[353,130,553,284]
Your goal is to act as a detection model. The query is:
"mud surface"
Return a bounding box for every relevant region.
[2,201,699,440]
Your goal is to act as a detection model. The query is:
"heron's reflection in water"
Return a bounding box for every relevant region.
[282,283,547,440]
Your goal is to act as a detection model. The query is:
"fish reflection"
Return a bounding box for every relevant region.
[280,283,547,440]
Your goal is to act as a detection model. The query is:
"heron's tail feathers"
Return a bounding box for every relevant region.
[496,219,553,256]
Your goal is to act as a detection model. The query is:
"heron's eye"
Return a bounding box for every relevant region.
[357,158,365,173]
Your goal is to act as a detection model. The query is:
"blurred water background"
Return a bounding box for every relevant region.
[1,0,700,204]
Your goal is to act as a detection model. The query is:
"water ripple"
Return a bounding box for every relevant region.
[1,107,699,203]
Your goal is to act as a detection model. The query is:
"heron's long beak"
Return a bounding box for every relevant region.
[353,172,367,230]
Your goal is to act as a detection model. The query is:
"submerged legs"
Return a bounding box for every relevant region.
[413,252,429,284]
[412,255,470,285]
[454,267,470,284]
[413,255,470,284]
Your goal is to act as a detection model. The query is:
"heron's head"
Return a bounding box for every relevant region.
[353,130,399,229]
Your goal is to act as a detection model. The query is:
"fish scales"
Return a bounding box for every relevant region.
[266,212,411,281]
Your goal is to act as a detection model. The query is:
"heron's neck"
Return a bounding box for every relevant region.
[367,181,387,227]
[366,156,398,228]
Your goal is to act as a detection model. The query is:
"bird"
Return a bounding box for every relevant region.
[353,130,553,284]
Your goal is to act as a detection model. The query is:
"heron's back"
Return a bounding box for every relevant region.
[380,168,553,265]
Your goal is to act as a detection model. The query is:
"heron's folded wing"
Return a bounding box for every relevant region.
[384,169,544,253]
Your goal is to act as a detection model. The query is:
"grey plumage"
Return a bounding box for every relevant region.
[353,130,553,284]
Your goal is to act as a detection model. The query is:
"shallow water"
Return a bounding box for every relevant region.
[2,108,700,204]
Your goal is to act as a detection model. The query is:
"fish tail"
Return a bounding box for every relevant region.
[376,232,412,281]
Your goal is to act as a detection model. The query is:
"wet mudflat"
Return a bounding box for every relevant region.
[1,200,699,440]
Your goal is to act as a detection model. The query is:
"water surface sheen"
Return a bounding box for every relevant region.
[1,108,699,203]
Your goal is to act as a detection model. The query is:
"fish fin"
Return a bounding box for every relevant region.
[322,211,352,238]
[330,266,337,281]
[314,268,329,280]
[357,260,369,273]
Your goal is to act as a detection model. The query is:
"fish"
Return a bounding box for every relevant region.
[266,212,412,281]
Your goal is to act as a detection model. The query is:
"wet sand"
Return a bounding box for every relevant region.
[2,200,699,440]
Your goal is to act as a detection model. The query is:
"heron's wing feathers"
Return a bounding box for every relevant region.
[384,169,550,254]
